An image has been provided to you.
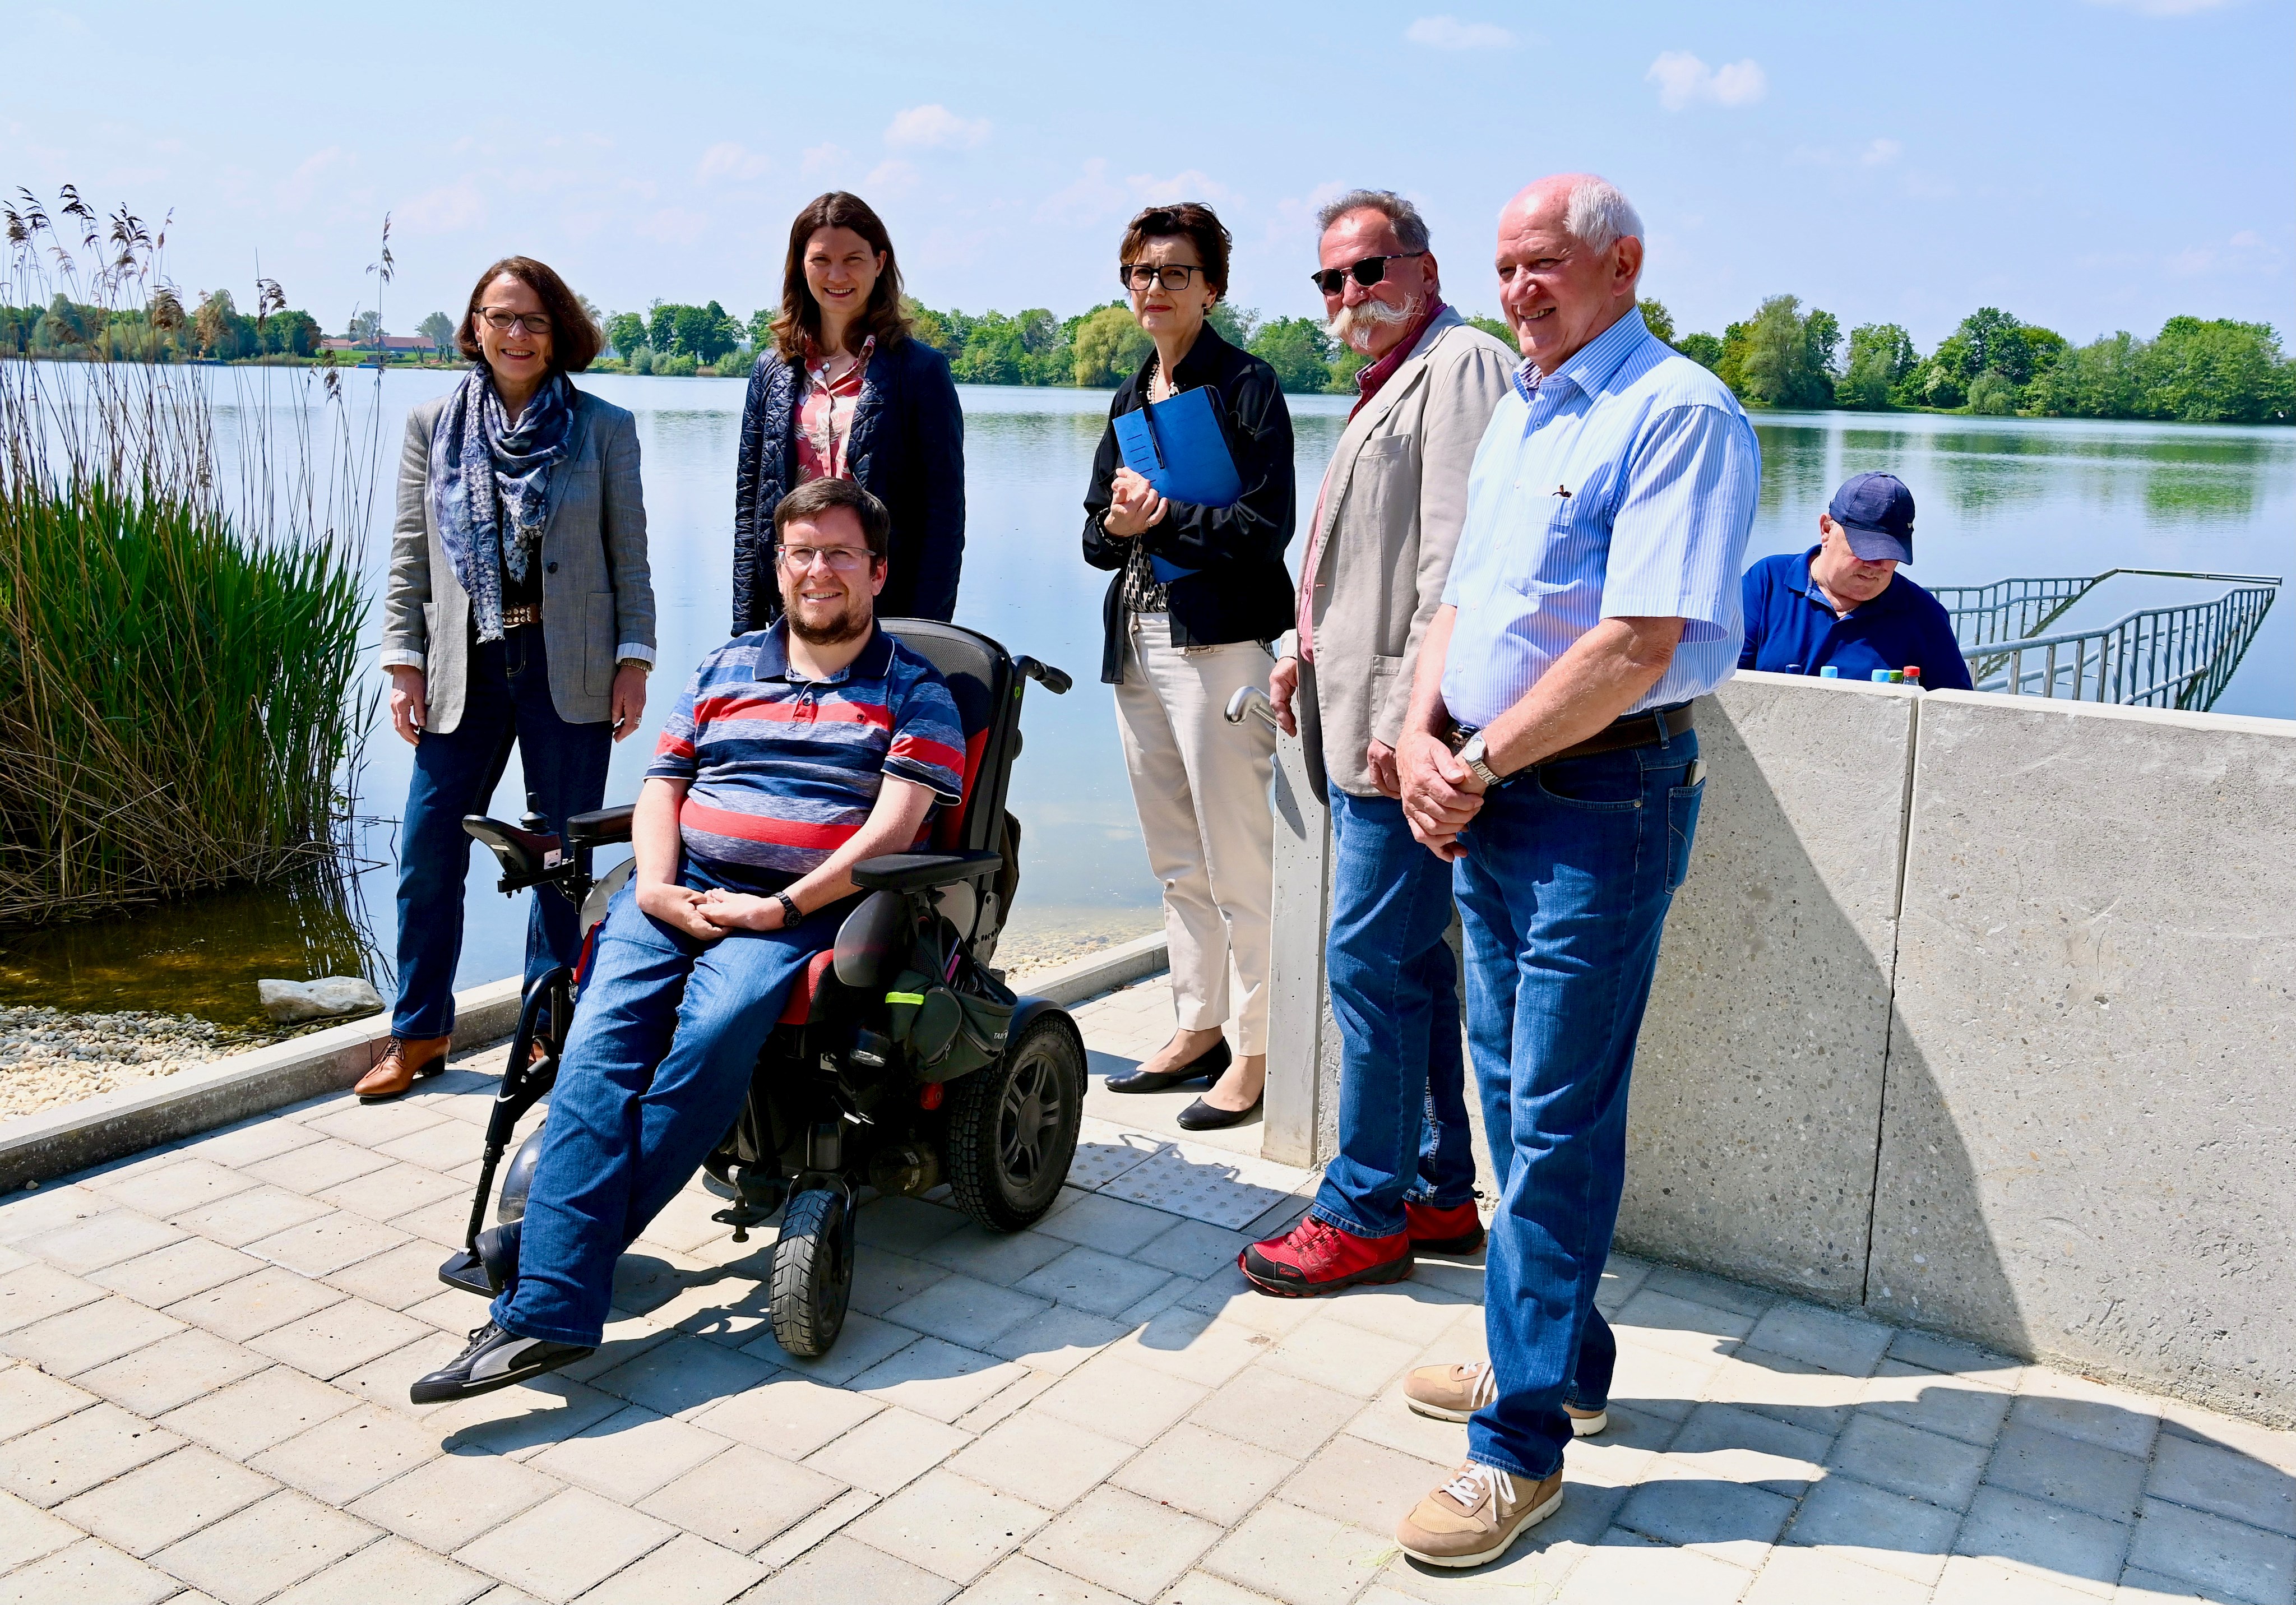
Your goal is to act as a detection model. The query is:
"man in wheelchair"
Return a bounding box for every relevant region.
[413,477,965,1403]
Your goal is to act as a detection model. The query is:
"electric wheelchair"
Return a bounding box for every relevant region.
[437,621,1082,1358]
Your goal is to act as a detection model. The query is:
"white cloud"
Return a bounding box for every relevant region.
[1038,157,1128,225]
[1126,168,1236,207]
[884,104,990,151]
[802,144,849,180]
[2082,0,2234,14]
[864,159,920,197]
[1646,51,1768,111]
[696,142,771,185]
[1860,138,1904,166]
[275,146,348,210]
[2166,230,2285,276]
[396,178,484,234]
[635,206,709,247]
[1404,15,1516,49]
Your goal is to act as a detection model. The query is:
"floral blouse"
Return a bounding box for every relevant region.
[794,335,873,484]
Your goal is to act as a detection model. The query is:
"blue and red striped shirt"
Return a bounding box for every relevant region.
[645,622,966,890]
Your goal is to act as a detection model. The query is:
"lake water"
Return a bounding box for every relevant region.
[3,368,2289,1023]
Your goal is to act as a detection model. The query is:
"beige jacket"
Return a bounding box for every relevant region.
[381,390,656,733]
[1286,309,1515,796]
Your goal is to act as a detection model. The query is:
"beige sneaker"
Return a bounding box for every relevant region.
[1401,1361,1608,1436]
[1396,1460,1564,1568]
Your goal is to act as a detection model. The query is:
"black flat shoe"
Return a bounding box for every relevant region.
[1176,1093,1262,1131]
[1107,1038,1232,1094]
[410,1321,592,1404]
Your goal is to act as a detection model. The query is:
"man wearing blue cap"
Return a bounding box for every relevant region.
[1739,472,1973,690]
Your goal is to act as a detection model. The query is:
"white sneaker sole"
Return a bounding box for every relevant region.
[1399,1483,1566,1569]
[1404,1399,1608,1436]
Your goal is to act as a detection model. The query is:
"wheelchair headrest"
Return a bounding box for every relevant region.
[880,619,1013,854]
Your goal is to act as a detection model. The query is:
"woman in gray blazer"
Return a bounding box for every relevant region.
[360,256,656,1101]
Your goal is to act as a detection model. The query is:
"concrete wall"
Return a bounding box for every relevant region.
[1624,674,1916,1302]
[1871,693,2296,1424]
[1261,676,2296,1424]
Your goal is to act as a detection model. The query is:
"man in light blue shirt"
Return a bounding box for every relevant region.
[1387,174,1760,1569]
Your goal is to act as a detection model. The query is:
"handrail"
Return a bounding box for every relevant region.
[1964,583,2278,711]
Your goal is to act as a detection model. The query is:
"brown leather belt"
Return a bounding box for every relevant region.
[501,604,542,630]
[1450,701,1694,770]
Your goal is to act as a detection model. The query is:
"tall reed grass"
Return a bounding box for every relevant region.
[0,188,376,925]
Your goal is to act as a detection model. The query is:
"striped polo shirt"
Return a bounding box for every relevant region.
[645,622,965,890]
[1440,307,1761,730]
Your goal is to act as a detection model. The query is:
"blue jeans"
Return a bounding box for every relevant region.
[392,628,612,1039]
[1309,787,1475,1239]
[1454,728,1703,1481]
[494,867,848,1347]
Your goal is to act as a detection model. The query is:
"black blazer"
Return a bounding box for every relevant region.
[1081,324,1296,684]
[732,333,966,632]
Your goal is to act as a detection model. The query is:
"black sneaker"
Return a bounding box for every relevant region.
[410,1322,592,1404]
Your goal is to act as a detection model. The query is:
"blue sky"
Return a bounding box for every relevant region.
[6,0,2290,353]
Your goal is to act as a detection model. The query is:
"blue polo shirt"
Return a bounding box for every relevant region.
[1738,549,1973,690]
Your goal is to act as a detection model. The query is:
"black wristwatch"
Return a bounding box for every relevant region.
[774,891,800,927]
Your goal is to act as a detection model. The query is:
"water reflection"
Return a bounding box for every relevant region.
[0,869,382,1025]
[4,374,2286,1020]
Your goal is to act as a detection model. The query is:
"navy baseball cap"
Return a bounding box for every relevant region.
[1828,472,1916,564]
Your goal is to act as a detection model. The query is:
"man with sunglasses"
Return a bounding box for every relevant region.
[1244,191,1513,1298]
[410,477,965,1403]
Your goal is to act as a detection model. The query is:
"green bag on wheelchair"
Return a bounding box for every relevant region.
[885,964,1015,1083]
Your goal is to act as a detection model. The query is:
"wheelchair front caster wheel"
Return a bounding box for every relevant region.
[769,1187,853,1358]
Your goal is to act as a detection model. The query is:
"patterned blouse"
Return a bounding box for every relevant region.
[794,335,874,484]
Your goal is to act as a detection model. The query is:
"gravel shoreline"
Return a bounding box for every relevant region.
[0,1006,336,1123]
[1,925,1155,1125]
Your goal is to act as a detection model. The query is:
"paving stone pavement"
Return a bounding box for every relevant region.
[1,973,2292,1604]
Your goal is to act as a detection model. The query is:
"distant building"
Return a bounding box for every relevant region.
[318,334,438,355]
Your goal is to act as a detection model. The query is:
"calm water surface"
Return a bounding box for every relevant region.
[3,369,2288,1021]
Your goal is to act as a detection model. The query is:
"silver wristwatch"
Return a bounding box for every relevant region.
[1457,732,1503,788]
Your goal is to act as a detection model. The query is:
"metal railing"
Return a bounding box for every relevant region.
[1968,581,2279,710]
[1933,573,2104,651]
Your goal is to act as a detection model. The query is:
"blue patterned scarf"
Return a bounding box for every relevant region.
[429,367,575,644]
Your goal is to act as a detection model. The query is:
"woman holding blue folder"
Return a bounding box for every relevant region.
[1082,202,1295,1131]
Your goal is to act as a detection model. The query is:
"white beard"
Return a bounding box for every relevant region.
[1328,294,1419,355]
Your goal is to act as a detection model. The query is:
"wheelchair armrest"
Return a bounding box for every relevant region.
[462,815,562,881]
[850,850,1002,895]
[566,804,635,846]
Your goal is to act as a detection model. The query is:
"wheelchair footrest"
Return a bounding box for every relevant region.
[438,1249,493,1298]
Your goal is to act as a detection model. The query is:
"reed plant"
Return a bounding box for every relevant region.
[0,188,376,925]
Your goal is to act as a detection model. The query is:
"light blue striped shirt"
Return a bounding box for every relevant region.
[1439,308,1760,730]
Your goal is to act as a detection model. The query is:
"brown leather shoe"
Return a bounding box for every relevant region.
[1404,1360,1608,1435]
[356,1035,451,1102]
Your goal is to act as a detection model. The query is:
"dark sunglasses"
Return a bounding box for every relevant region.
[1308,251,1427,297]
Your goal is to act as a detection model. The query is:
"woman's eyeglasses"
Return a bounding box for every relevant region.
[1121,263,1210,293]
[476,308,553,336]
[1308,252,1427,297]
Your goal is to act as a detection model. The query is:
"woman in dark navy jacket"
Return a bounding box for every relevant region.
[1081,202,1295,1132]
[732,191,964,630]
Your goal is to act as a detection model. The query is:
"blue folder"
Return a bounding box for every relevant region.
[1112,386,1243,583]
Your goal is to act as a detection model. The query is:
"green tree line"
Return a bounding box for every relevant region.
[1674,297,2293,425]
[0,290,324,361]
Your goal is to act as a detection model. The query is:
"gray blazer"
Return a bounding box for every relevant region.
[1286,309,1514,795]
[381,388,656,733]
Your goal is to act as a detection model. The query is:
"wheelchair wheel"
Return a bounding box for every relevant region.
[947,1014,1084,1233]
[769,1188,853,1358]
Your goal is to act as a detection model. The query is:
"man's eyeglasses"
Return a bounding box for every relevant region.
[1121,263,1210,293]
[476,308,553,336]
[1309,252,1427,297]
[777,544,873,572]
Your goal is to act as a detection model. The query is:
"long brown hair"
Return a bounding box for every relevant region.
[772,192,909,362]
[455,256,600,371]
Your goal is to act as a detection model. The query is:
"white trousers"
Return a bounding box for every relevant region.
[1113,613,1277,1057]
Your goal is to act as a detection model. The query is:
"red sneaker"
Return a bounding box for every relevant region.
[1405,1201,1486,1255]
[1240,1215,1411,1297]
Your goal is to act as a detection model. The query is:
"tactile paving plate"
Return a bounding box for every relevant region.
[1066,1119,1168,1191]
[1094,1138,1306,1229]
